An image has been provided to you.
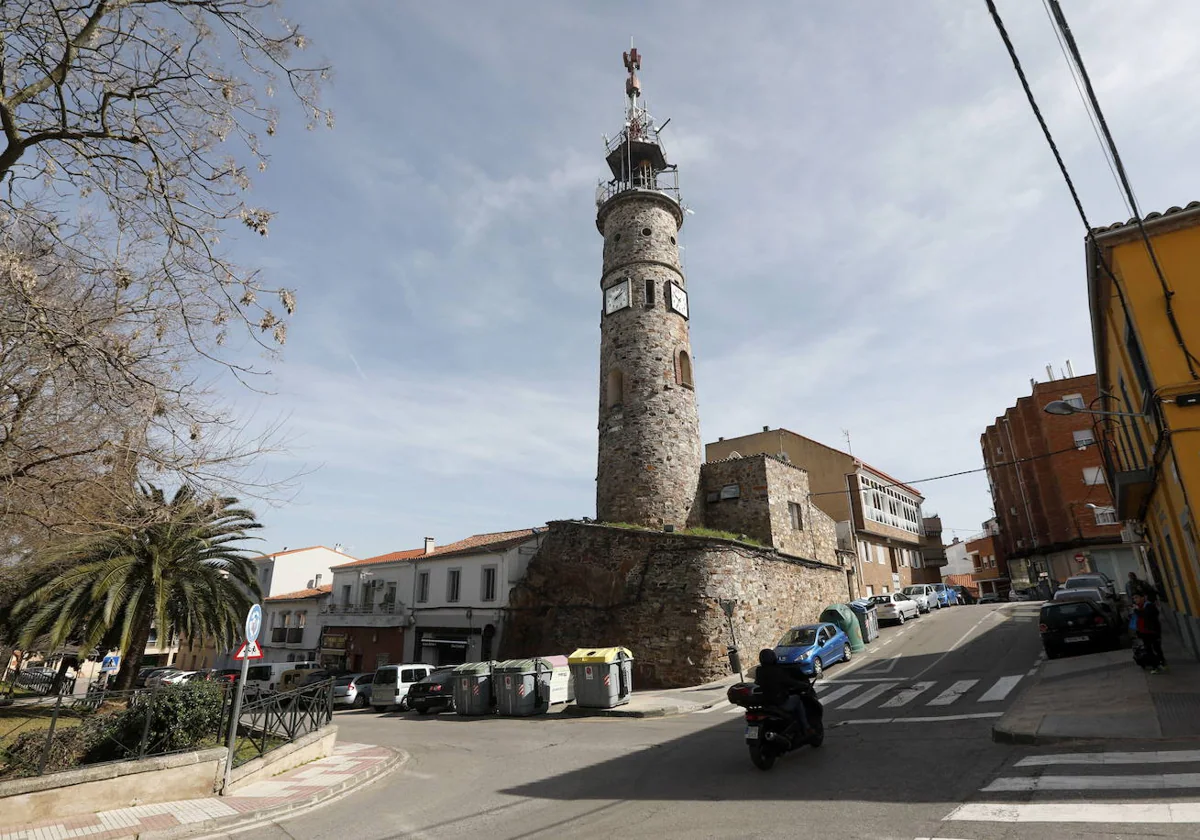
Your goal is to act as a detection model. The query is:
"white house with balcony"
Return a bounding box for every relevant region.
[316,529,546,672]
[262,585,331,664]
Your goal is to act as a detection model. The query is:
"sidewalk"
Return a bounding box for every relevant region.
[993,632,1200,745]
[0,742,403,840]
[563,674,741,718]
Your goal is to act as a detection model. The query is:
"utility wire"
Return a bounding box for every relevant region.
[807,442,1095,498]
[1044,0,1200,379]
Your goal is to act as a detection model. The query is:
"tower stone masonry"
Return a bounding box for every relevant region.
[595,47,701,528]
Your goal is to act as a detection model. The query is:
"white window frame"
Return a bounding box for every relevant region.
[481,565,498,602]
[1083,466,1106,486]
[1063,393,1086,409]
[447,568,462,603]
[1073,429,1096,447]
[416,571,429,603]
[1092,506,1118,525]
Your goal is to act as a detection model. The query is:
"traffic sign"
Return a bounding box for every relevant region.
[233,640,263,660]
[1074,552,1088,564]
[99,653,121,673]
[245,604,262,643]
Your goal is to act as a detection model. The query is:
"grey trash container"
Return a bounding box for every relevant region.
[494,658,554,717]
[568,647,633,709]
[451,660,496,716]
[849,599,880,643]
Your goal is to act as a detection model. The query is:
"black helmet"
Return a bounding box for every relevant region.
[758,648,777,666]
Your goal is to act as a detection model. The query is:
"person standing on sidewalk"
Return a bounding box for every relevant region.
[1133,592,1167,674]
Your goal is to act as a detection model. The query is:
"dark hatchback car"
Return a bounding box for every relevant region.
[407,668,456,715]
[1039,598,1121,659]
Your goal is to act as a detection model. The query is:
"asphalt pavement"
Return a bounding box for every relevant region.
[198,603,1200,840]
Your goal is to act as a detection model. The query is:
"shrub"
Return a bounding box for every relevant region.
[86,682,226,762]
[3,725,92,778]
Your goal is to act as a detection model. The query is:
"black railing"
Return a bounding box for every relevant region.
[1,668,77,699]
[229,679,333,768]
[0,682,232,779]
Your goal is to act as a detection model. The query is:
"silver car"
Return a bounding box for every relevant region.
[333,672,375,708]
[902,584,938,613]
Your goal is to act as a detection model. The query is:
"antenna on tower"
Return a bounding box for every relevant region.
[842,429,853,456]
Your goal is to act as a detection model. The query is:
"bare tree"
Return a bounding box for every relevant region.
[0,2,328,549]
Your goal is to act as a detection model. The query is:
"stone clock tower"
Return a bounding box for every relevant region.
[595,47,701,528]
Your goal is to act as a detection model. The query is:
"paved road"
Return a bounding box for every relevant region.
[210,603,1200,839]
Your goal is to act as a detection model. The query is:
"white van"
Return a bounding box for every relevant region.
[244,661,320,698]
[372,664,433,711]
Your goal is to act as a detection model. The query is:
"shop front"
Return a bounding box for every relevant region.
[320,625,406,673]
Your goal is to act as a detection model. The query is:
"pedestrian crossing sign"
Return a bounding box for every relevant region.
[233,640,263,660]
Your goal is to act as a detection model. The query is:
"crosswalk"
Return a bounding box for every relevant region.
[695,673,1026,717]
[912,748,1200,835]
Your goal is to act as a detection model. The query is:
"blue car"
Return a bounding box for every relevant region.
[932,583,957,607]
[773,622,852,678]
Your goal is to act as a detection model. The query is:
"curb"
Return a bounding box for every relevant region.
[561,701,709,718]
[134,747,408,840]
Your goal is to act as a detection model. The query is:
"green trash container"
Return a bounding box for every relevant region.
[451,660,496,716]
[567,647,633,708]
[819,604,865,653]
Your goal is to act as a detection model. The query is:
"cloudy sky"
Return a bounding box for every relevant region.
[219,0,1200,558]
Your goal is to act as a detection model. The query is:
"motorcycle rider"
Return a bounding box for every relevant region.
[754,648,816,741]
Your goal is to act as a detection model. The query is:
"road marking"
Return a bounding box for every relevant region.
[983,773,1200,792]
[908,608,1006,682]
[836,682,899,710]
[817,683,863,705]
[1016,749,1200,767]
[926,679,977,706]
[837,712,1003,726]
[978,675,1023,702]
[880,681,936,708]
[857,656,900,675]
[945,801,1200,823]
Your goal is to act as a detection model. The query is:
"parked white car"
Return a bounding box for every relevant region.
[869,592,921,624]
[372,664,434,712]
[902,584,938,614]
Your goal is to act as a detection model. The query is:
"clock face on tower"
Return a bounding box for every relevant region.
[669,283,689,318]
[604,279,631,315]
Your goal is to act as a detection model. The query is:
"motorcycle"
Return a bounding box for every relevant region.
[727,681,824,771]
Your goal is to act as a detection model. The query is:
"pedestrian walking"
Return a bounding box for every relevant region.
[1132,593,1167,674]
[1126,571,1147,601]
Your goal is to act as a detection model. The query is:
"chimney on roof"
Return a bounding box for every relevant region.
[315,573,322,586]
[762,425,769,432]
[424,537,436,555]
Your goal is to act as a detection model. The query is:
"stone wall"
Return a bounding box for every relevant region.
[699,455,841,565]
[501,521,852,688]
[596,190,701,529]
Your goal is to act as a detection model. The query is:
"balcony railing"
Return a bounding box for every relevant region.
[321,601,399,615]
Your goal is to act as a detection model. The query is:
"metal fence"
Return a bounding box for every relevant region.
[0,668,77,699]
[229,678,333,768]
[0,683,232,779]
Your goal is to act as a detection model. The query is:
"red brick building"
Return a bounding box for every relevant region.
[981,373,1142,591]
[967,522,1009,599]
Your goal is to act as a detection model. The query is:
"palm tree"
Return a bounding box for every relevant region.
[13,484,263,691]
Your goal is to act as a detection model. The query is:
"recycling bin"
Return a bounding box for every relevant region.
[567,647,633,709]
[820,604,865,652]
[451,660,496,716]
[848,598,880,643]
[494,658,553,717]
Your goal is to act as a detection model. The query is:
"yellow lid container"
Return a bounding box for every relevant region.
[567,646,633,664]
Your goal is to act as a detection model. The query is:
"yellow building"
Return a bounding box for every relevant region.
[1088,202,1200,658]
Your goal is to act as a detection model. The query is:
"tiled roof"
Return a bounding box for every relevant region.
[331,528,543,570]
[1092,200,1200,235]
[265,584,332,602]
[252,545,357,562]
[943,574,978,593]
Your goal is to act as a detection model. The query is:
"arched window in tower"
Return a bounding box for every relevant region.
[676,350,694,389]
[644,278,655,308]
[607,368,624,408]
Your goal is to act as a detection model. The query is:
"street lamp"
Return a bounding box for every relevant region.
[1043,400,1147,418]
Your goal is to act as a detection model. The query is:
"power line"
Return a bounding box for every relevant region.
[1044,0,1200,379]
[807,442,1094,498]
[984,0,1200,380]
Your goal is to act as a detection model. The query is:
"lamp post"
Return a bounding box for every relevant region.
[1043,400,1148,419]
